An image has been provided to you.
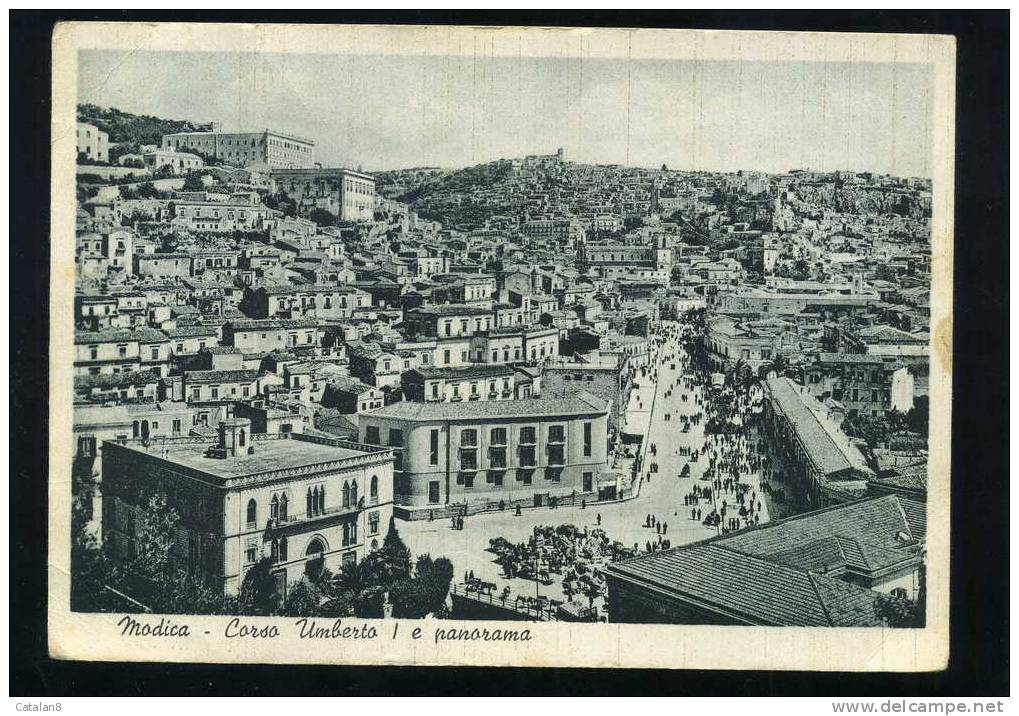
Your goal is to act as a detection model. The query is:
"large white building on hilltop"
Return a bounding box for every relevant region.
[161,129,315,169]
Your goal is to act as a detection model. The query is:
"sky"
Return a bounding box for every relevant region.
[79,49,934,177]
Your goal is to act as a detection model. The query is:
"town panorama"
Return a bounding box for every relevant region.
[71,107,931,626]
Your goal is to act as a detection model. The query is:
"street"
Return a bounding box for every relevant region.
[399,320,771,613]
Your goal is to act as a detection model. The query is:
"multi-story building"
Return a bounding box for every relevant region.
[271,168,376,222]
[74,327,170,377]
[543,351,631,442]
[101,421,393,598]
[761,376,875,508]
[359,392,610,519]
[223,319,321,355]
[76,122,109,162]
[240,285,372,320]
[170,193,272,233]
[401,364,516,403]
[802,353,916,418]
[142,149,204,174]
[161,129,315,169]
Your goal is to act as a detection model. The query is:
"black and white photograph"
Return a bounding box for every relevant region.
[42,21,958,672]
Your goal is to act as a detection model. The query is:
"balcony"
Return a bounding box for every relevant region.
[267,501,362,531]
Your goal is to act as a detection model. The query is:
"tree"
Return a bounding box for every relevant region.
[381,516,412,578]
[70,500,115,612]
[389,578,433,619]
[130,492,180,586]
[281,578,323,617]
[308,208,338,227]
[874,592,919,628]
[182,171,206,192]
[262,192,298,218]
[352,586,385,618]
[906,395,929,437]
[238,557,280,616]
[134,182,160,199]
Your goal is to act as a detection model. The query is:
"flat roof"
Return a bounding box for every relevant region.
[117,437,368,480]
[368,391,608,422]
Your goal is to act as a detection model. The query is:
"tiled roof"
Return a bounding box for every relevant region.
[75,327,168,344]
[718,495,922,575]
[408,364,515,381]
[766,377,871,478]
[184,369,259,384]
[369,391,609,422]
[228,319,318,331]
[607,543,879,626]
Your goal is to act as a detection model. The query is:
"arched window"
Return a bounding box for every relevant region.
[246,499,257,527]
[270,494,279,521]
[319,485,325,513]
[342,522,350,546]
[350,480,358,507]
[279,493,288,520]
[306,488,313,516]
[342,481,351,508]
[370,538,379,551]
[132,420,140,438]
[370,475,379,500]
[238,428,246,447]
[305,536,326,578]
[279,536,288,562]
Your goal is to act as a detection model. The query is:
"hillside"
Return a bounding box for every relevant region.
[76,104,212,147]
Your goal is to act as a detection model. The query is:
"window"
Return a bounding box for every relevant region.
[491,427,507,445]
[342,481,351,508]
[431,383,439,399]
[547,444,565,465]
[150,347,159,360]
[519,444,536,467]
[246,499,257,527]
[583,422,592,457]
[517,469,533,485]
[583,472,594,492]
[368,511,380,535]
[278,536,288,562]
[548,425,565,443]
[460,429,477,447]
[460,449,477,470]
[487,470,505,487]
[245,539,258,565]
[457,472,475,489]
[429,429,439,465]
[428,481,440,504]
[388,429,403,447]
[547,467,563,482]
[117,344,128,358]
[364,426,380,445]
[489,445,507,468]
[520,426,536,444]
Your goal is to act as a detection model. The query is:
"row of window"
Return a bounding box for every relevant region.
[244,476,380,527]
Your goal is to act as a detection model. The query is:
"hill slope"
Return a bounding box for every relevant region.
[76,104,212,146]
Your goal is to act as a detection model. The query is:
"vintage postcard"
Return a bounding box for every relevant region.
[49,22,954,670]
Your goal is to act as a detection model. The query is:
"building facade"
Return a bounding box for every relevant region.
[77,122,109,163]
[359,393,610,519]
[101,421,394,598]
[161,130,315,169]
[271,168,377,222]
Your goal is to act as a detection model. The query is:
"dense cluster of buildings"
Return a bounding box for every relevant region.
[73,116,932,615]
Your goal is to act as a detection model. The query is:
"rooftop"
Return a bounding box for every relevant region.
[765,377,872,478]
[113,434,374,481]
[368,391,608,422]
